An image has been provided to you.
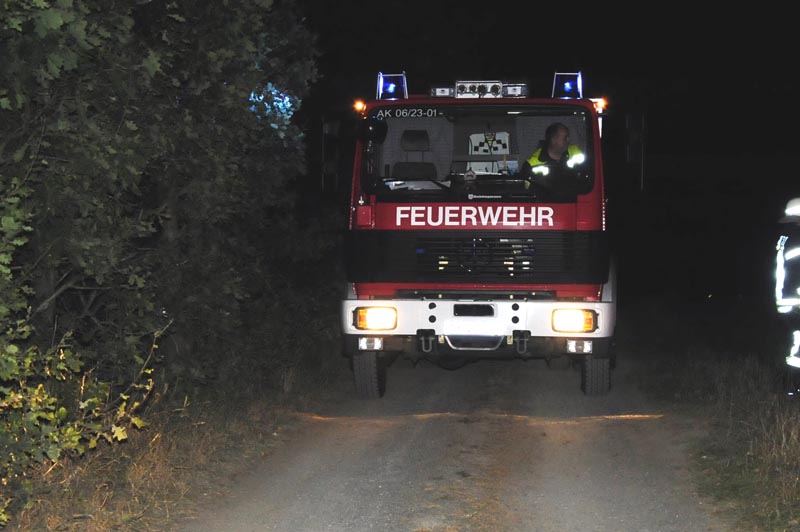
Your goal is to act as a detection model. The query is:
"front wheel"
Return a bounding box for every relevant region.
[353,351,386,399]
[581,356,610,396]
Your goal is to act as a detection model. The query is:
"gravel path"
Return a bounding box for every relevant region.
[176,351,735,532]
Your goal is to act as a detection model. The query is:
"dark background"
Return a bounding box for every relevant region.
[296,2,800,316]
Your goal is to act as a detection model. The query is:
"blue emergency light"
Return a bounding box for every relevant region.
[552,72,583,99]
[377,72,408,100]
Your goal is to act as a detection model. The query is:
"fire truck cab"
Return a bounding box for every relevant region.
[340,72,616,398]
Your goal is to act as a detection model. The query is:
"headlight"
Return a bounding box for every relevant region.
[354,307,397,330]
[552,309,597,333]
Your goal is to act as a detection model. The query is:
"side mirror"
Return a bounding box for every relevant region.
[356,118,387,145]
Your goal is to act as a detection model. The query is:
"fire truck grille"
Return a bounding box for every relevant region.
[345,230,609,284]
[419,236,538,276]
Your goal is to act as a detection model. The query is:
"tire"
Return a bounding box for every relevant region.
[581,356,610,396]
[353,351,386,399]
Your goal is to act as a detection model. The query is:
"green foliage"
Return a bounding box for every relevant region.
[0,169,34,527]
[0,0,320,526]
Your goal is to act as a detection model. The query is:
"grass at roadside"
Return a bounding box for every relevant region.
[2,341,353,532]
[4,394,299,532]
[627,297,800,532]
[5,294,800,532]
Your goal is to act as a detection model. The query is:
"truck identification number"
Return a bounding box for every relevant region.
[374,108,440,119]
[395,205,554,227]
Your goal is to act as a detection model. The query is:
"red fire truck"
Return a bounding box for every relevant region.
[340,72,616,398]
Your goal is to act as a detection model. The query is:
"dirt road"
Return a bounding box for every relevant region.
[176,349,736,532]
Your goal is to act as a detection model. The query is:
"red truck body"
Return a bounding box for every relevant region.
[340,73,616,398]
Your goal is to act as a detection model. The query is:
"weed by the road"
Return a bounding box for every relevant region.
[633,299,800,532]
[3,394,296,532]
[6,296,800,531]
[1,333,352,532]
[691,364,800,532]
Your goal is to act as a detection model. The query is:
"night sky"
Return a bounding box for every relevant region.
[298,2,800,307]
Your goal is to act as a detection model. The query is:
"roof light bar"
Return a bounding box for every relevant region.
[456,80,502,98]
[503,83,527,97]
[430,81,528,99]
[431,86,454,97]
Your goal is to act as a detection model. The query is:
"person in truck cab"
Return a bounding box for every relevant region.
[525,122,584,169]
[520,122,585,200]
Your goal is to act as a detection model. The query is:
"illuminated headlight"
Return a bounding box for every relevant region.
[552,309,597,333]
[354,307,397,330]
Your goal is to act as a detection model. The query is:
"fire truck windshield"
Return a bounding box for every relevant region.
[359,105,595,203]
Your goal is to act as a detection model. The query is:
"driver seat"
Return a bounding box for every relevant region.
[392,130,437,180]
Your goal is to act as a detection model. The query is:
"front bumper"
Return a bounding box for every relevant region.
[341,298,615,357]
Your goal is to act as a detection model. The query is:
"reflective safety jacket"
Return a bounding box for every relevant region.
[526,145,584,168]
[775,219,800,368]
